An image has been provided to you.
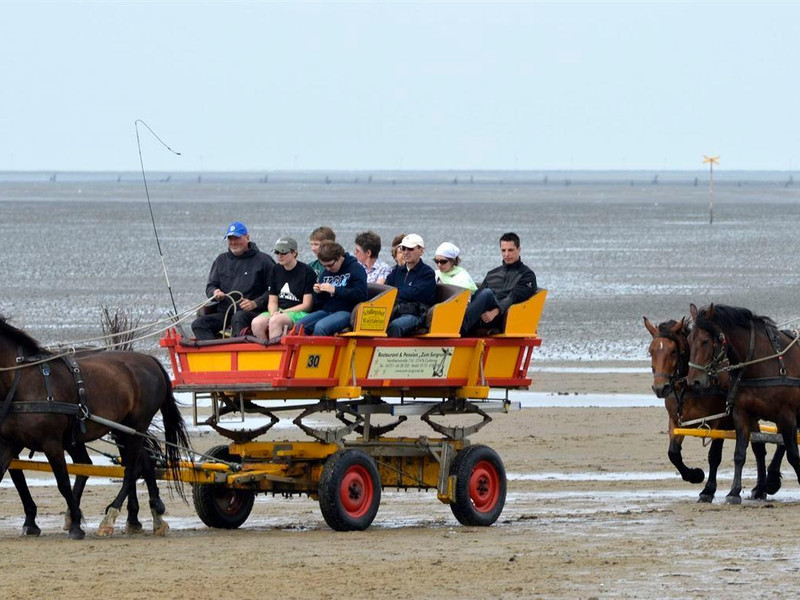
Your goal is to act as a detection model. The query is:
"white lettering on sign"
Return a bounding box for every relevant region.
[367,346,454,379]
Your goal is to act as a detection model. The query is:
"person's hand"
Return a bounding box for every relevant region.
[316,283,335,295]
[480,308,500,323]
[212,288,226,300]
[239,298,257,311]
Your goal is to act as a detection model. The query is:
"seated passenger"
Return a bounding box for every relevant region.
[354,230,393,284]
[433,242,477,292]
[296,241,368,336]
[460,232,537,336]
[390,233,407,268]
[385,234,437,337]
[191,221,275,340]
[251,237,316,343]
[308,226,336,278]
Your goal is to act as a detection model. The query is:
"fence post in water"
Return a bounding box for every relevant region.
[703,155,719,225]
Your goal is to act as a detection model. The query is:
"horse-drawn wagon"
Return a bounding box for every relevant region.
[5,285,547,534]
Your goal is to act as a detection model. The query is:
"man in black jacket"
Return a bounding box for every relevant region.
[460,232,537,336]
[191,221,275,340]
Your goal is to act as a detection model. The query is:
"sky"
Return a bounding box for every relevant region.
[1,1,799,172]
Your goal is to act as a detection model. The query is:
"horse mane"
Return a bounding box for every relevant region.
[695,304,776,334]
[0,314,49,355]
[657,319,690,338]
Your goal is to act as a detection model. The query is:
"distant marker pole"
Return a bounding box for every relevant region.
[703,155,719,224]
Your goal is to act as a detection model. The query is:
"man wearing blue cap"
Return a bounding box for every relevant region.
[191,221,275,340]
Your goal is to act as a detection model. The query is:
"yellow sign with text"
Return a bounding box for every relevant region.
[360,307,387,331]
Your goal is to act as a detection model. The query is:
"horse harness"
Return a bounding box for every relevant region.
[0,350,91,444]
[683,321,800,426]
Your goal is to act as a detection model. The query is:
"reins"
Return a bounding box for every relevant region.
[0,294,238,373]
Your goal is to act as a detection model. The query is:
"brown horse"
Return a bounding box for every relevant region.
[687,303,800,504]
[0,315,189,538]
[644,316,782,501]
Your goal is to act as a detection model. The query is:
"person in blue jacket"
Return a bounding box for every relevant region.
[296,241,368,336]
[385,233,437,337]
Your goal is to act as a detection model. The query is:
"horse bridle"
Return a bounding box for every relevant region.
[651,332,689,387]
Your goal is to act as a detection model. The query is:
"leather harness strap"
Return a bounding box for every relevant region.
[0,349,25,427]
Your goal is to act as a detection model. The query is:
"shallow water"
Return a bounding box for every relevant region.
[2,174,800,362]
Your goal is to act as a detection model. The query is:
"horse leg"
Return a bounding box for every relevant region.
[64,444,92,531]
[42,447,85,539]
[748,440,768,500]
[668,433,705,484]
[139,451,169,536]
[125,488,143,535]
[9,468,42,536]
[777,417,800,486]
[698,439,724,503]
[97,435,142,538]
[766,445,785,495]
[725,415,750,504]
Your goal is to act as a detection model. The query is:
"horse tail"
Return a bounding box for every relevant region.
[152,358,191,500]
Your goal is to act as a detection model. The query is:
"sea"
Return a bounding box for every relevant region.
[1,169,799,364]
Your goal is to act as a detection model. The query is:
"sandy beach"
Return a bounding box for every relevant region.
[3,365,797,600]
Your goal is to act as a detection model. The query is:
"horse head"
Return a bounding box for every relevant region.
[644,316,688,398]
[687,303,731,391]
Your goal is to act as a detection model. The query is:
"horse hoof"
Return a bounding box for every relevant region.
[766,474,782,496]
[153,521,170,537]
[21,525,41,537]
[750,490,767,501]
[125,522,144,535]
[96,524,115,538]
[697,494,713,504]
[69,528,86,540]
[687,468,705,484]
[725,495,742,505]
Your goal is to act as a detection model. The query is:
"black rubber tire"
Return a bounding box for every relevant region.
[449,445,507,526]
[192,445,255,529]
[318,449,381,531]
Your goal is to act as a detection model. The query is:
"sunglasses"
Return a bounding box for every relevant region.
[273,250,291,256]
[321,260,337,268]
[400,246,418,252]
[433,258,450,265]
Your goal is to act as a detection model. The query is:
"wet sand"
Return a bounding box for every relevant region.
[3,368,798,600]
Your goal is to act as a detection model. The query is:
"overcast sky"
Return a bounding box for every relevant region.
[1,1,798,172]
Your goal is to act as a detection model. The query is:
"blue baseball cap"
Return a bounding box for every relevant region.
[224,221,248,239]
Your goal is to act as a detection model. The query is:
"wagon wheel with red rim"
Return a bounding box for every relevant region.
[450,444,506,526]
[318,449,381,531]
[192,445,255,529]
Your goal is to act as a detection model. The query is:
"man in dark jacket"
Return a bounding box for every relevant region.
[460,232,537,336]
[296,241,368,336]
[385,233,437,337]
[191,221,275,340]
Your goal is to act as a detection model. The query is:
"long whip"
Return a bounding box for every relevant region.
[135,119,181,319]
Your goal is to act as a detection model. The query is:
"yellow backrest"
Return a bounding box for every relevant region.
[415,284,471,338]
[494,288,547,338]
[341,285,398,337]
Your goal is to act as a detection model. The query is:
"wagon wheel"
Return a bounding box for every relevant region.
[449,445,506,526]
[318,449,381,531]
[192,445,255,529]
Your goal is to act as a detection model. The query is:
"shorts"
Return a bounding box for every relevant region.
[260,310,309,324]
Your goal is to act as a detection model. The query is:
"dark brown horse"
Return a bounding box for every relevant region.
[0,315,189,538]
[687,303,800,504]
[644,316,782,501]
